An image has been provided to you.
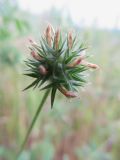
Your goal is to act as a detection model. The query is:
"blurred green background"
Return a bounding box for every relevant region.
[0,0,120,160]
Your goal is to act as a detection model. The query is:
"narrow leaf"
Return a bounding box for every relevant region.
[72,75,86,83]
[23,79,38,91]
[38,76,48,88]
[23,73,37,78]
[40,83,54,90]
[51,87,57,109]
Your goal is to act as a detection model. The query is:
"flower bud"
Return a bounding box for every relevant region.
[87,62,100,69]
[45,25,52,46]
[65,91,77,98]
[68,55,85,67]
[82,61,100,69]
[39,65,48,75]
[29,38,34,43]
[54,29,60,50]
[29,38,37,45]
[68,32,72,49]
[31,51,42,61]
[59,86,77,98]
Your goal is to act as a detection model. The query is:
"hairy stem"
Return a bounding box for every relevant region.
[16,89,50,158]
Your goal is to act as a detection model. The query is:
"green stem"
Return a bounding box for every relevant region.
[16,89,50,158]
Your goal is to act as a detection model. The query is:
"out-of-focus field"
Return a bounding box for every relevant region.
[0,1,120,160]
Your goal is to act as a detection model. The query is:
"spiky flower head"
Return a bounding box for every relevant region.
[24,25,99,108]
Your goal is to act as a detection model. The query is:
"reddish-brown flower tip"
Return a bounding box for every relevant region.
[39,65,48,75]
[54,29,60,50]
[68,32,73,49]
[87,62,100,69]
[82,61,100,69]
[31,51,36,58]
[45,25,52,46]
[31,51,42,61]
[64,91,77,98]
[58,86,77,98]
[29,38,33,43]
[29,38,38,47]
[68,55,85,67]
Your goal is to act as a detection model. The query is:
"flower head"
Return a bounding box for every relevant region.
[24,25,99,108]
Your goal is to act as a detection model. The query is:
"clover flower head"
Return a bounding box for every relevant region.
[24,25,99,108]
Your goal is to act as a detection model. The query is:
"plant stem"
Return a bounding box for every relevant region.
[16,89,50,158]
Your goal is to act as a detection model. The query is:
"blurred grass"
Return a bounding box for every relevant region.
[0,1,120,160]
